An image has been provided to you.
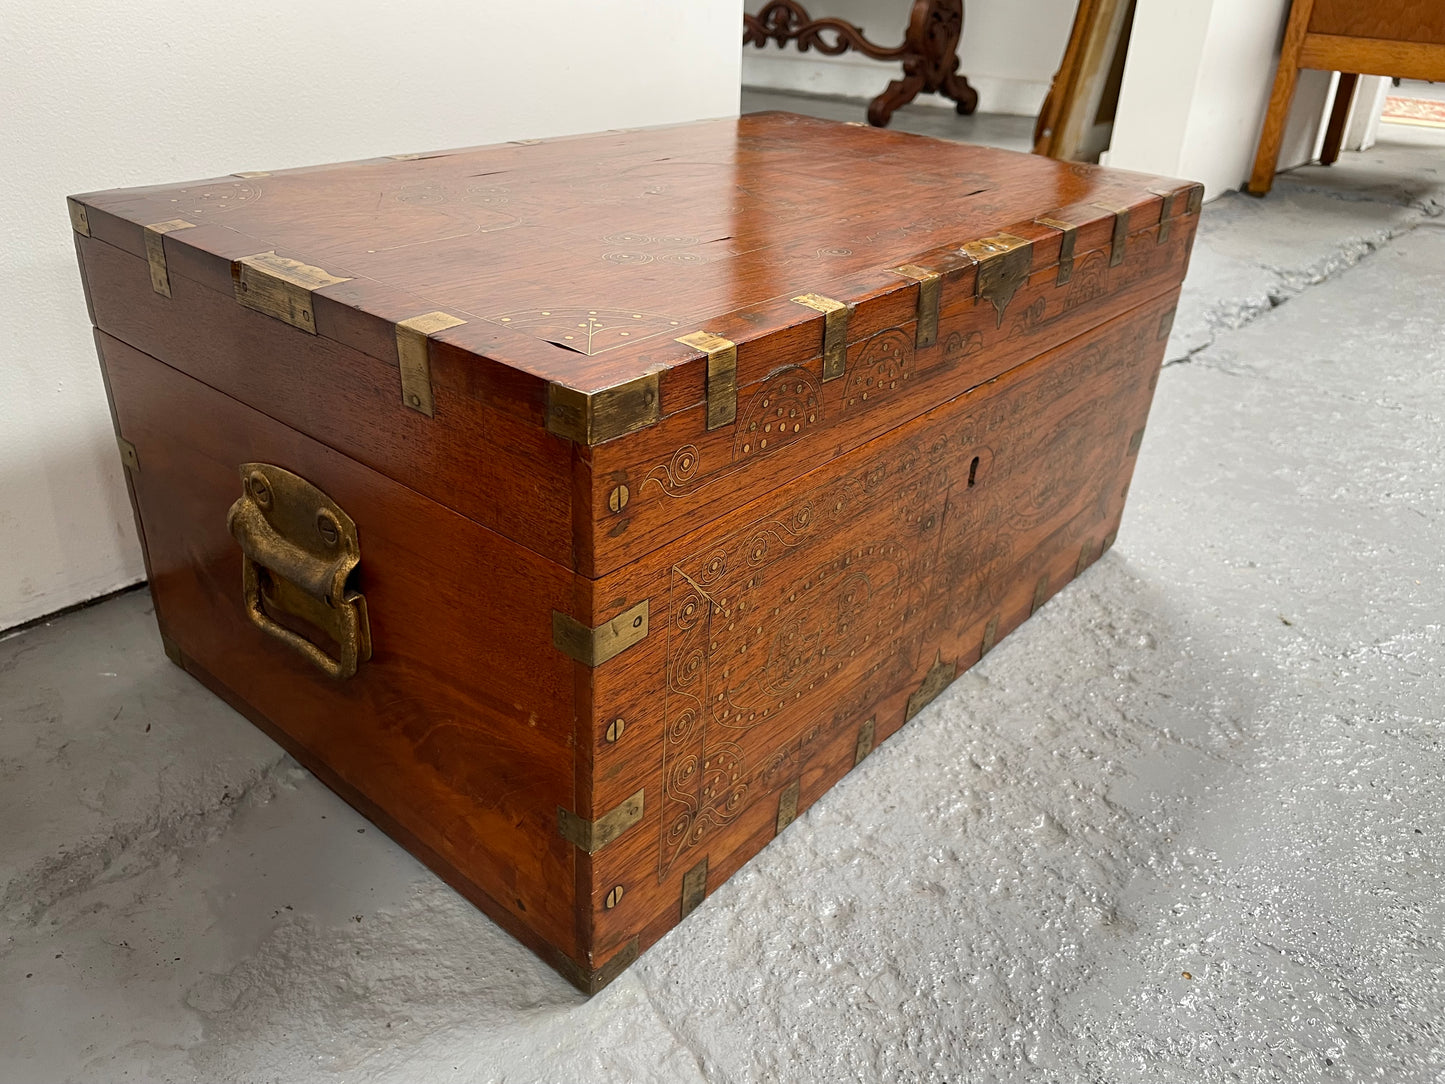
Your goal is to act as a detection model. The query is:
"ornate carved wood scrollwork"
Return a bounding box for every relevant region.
[743,0,979,127]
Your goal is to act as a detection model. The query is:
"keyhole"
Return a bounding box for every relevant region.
[967,456,979,487]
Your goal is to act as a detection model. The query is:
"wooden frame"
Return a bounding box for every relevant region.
[1248,0,1445,194]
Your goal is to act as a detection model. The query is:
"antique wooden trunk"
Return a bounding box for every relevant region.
[69,112,1200,993]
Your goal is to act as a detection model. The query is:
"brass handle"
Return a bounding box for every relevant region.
[226,463,372,680]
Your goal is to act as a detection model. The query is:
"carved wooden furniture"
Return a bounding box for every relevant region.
[69,113,1201,993]
[744,0,978,126]
[1249,0,1445,194]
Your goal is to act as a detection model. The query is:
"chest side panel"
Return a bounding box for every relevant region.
[96,331,584,967]
[571,289,1177,968]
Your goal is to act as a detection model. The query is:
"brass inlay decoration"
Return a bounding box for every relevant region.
[67,198,90,236]
[1035,216,1079,284]
[854,716,877,765]
[605,717,626,744]
[892,264,942,347]
[1091,204,1131,267]
[233,170,272,179]
[604,885,625,910]
[960,233,1032,327]
[680,857,709,918]
[233,252,350,333]
[676,330,738,430]
[493,308,683,355]
[552,599,649,667]
[546,373,661,446]
[980,614,1000,657]
[904,652,957,722]
[557,788,645,853]
[1031,574,1051,615]
[1127,427,1145,456]
[395,310,466,418]
[776,780,800,835]
[1076,539,1096,577]
[142,219,196,298]
[791,293,849,381]
[226,463,371,681]
[117,437,140,473]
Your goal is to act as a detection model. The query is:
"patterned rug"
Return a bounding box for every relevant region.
[1382,96,1445,129]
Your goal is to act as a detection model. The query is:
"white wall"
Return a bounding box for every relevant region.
[743,0,1077,116]
[0,0,742,631]
[1106,0,1331,197]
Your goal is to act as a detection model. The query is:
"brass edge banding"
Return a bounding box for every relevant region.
[892,264,941,347]
[791,293,849,381]
[546,373,661,446]
[776,780,801,834]
[676,330,737,431]
[67,198,91,237]
[981,615,1000,657]
[552,599,649,666]
[959,233,1032,327]
[117,436,140,473]
[395,311,466,418]
[680,857,709,918]
[142,219,196,298]
[1089,204,1131,268]
[557,788,645,853]
[1034,216,1079,284]
[233,251,351,334]
[904,652,957,722]
[854,717,876,765]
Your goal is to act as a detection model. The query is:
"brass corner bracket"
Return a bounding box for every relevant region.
[545,373,661,446]
[960,233,1032,326]
[557,788,645,853]
[676,330,737,431]
[552,600,649,667]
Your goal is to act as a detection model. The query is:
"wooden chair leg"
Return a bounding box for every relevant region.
[1320,72,1358,165]
[1247,0,1317,196]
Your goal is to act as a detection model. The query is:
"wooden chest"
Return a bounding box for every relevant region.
[69,113,1200,993]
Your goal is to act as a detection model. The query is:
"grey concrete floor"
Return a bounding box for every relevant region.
[4,100,1445,1082]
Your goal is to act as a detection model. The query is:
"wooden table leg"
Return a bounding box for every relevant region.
[1320,72,1358,165]
[1247,0,1317,196]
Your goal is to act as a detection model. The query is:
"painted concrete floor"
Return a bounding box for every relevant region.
[4,110,1444,1082]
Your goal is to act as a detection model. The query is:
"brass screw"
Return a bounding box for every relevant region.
[605,718,625,743]
[604,885,625,909]
[250,473,271,507]
[608,484,630,514]
[317,512,339,546]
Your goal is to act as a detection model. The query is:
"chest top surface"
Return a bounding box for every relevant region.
[75,113,1188,393]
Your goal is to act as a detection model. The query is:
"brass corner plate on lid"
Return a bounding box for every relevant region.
[892,264,942,347]
[546,373,661,445]
[233,251,351,333]
[142,219,196,298]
